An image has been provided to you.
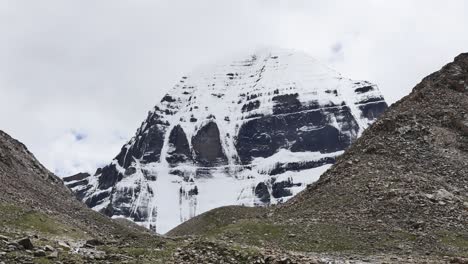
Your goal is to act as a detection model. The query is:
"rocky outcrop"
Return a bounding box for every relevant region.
[192,122,228,166]
[64,48,387,233]
[166,125,192,165]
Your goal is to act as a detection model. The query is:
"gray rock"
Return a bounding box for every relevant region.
[0,235,9,241]
[7,241,20,249]
[425,193,435,200]
[85,238,104,247]
[6,245,17,252]
[434,189,456,201]
[44,245,54,252]
[33,249,46,257]
[47,251,58,259]
[57,241,71,250]
[450,257,468,264]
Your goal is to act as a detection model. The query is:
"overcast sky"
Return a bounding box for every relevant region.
[1,0,467,176]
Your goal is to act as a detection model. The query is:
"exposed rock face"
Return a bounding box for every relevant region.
[192,122,228,166]
[166,125,192,165]
[62,172,90,189]
[64,48,388,233]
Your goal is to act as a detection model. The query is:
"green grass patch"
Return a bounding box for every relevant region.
[99,240,179,264]
[438,231,468,257]
[203,220,363,252]
[33,258,53,264]
[201,219,429,254]
[0,203,86,239]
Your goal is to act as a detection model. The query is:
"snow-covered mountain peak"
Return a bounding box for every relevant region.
[64,48,388,233]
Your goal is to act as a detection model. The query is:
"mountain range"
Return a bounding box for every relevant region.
[1,51,467,263]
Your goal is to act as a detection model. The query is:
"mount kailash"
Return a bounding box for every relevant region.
[63,48,388,233]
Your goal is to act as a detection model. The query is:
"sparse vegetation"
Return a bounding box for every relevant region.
[0,204,87,239]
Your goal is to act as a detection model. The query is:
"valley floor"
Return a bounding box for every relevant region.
[0,203,466,264]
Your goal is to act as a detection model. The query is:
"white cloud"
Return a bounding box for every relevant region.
[0,0,467,175]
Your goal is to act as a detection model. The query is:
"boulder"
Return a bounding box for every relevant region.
[85,238,104,247]
[57,241,71,250]
[16,237,34,250]
[44,245,54,252]
[33,249,46,257]
[47,251,58,259]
